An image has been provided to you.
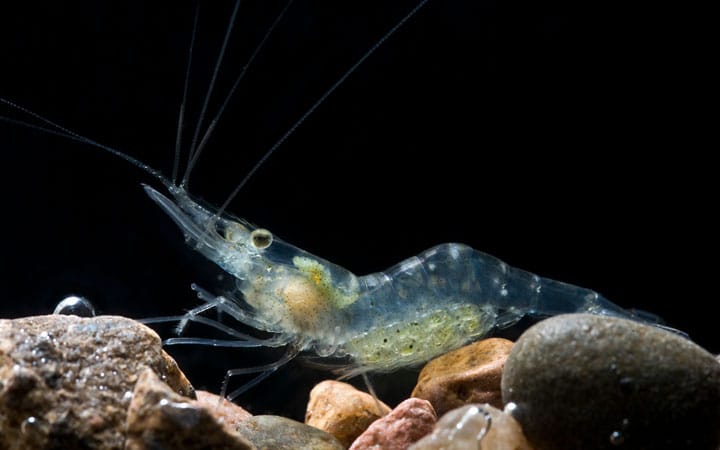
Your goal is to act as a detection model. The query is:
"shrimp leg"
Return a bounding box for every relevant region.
[189,284,279,331]
[142,314,269,342]
[164,335,290,348]
[222,344,303,401]
[141,283,297,347]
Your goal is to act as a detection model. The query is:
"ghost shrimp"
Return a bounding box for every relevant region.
[142,181,684,401]
[1,0,686,402]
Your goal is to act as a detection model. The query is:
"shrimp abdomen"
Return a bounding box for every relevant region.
[338,243,664,374]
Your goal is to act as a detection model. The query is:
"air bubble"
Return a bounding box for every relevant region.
[53,295,96,317]
[609,430,624,445]
[503,401,517,415]
[21,416,38,435]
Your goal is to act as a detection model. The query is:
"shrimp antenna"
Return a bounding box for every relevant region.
[182,0,243,189]
[185,0,296,184]
[172,0,201,185]
[214,0,432,219]
[0,97,171,189]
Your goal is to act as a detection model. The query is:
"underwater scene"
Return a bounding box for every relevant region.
[2,1,716,449]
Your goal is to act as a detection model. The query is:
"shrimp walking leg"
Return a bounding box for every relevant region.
[222,345,303,401]
[164,335,290,348]
[189,284,282,332]
[142,314,270,342]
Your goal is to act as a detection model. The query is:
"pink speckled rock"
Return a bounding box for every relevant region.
[349,398,436,450]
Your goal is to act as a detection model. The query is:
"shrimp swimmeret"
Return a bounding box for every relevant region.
[3,1,690,401]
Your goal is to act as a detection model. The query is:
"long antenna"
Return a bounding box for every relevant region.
[0,97,171,188]
[186,0,296,181]
[215,0,433,218]
[172,0,201,185]
[182,0,243,189]
[2,0,433,217]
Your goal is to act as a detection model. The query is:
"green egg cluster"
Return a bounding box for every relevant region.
[346,303,495,371]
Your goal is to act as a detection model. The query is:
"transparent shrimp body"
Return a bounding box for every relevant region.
[146,184,662,379]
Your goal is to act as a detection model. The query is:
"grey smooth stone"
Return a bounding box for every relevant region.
[236,415,344,450]
[501,313,720,450]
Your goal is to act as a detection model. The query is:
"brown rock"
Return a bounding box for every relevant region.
[502,314,720,450]
[412,338,513,415]
[409,403,533,450]
[0,314,194,450]
[196,390,252,429]
[237,415,344,450]
[125,369,254,450]
[349,398,436,450]
[306,380,390,447]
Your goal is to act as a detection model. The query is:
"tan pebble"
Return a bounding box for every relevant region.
[306,380,390,448]
[412,338,513,415]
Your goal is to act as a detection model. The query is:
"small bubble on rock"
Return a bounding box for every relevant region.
[21,417,37,435]
[610,431,624,445]
[53,295,96,317]
[503,402,517,414]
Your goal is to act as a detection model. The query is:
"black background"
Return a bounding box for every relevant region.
[1,1,714,419]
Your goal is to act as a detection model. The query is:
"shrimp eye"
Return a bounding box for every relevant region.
[251,229,273,249]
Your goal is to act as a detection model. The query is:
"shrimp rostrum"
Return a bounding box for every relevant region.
[145,182,682,398]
